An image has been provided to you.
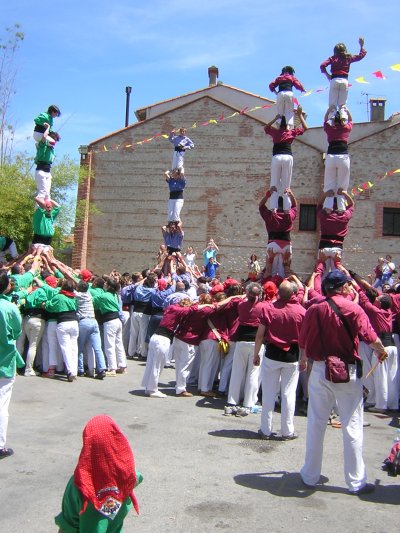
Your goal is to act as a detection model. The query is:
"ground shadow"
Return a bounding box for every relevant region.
[195,397,226,411]
[209,428,261,440]
[234,471,400,504]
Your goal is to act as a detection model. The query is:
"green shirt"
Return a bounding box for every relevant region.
[45,293,77,314]
[11,271,35,291]
[34,137,55,165]
[34,111,53,129]
[55,472,143,533]
[22,287,47,311]
[0,295,24,378]
[32,206,61,237]
[92,291,120,315]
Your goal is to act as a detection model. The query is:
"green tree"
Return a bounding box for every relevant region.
[0,153,79,253]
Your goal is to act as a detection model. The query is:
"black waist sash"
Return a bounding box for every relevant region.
[319,234,344,250]
[273,142,292,156]
[265,342,299,363]
[327,140,348,155]
[268,231,291,242]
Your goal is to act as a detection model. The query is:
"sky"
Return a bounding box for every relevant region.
[2,0,400,162]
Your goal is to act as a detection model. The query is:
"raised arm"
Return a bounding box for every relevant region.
[296,105,308,131]
[337,189,354,208]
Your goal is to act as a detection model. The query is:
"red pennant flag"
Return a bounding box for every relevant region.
[363,182,368,190]
[293,98,299,106]
[372,70,386,79]
[239,107,248,114]
[261,104,272,109]
[219,114,225,121]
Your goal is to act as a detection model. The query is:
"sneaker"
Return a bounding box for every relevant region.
[95,371,106,380]
[149,391,167,398]
[236,407,251,417]
[67,373,77,382]
[85,370,95,378]
[106,370,116,377]
[177,391,193,397]
[0,447,14,460]
[200,390,216,397]
[280,433,298,441]
[24,369,37,377]
[224,405,238,416]
[116,367,127,374]
[257,429,277,440]
[350,483,375,496]
[367,407,387,414]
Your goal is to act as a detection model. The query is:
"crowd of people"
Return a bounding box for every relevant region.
[0,38,399,528]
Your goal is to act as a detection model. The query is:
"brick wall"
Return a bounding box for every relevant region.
[73,98,400,280]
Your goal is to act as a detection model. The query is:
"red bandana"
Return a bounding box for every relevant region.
[74,415,139,516]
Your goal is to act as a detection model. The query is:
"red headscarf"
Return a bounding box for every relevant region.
[74,415,139,516]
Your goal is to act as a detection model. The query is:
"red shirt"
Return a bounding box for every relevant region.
[320,49,367,77]
[175,305,216,346]
[259,205,297,234]
[159,304,187,332]
[237,298,266,327]
[317,205,354,239]
[264,126,304,145]
[260,295,305,349]
[358,291,392,334]
[324,121,352,144]
[299,295,377,361]
[269,73,305,93]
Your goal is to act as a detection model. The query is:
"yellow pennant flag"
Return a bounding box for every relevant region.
[393,168,400,173]
[302,90,313,97]
[390,64,400,71]
[103,145,108,152]
[208,119,218,124]
[251,106,262,110]
[161,134,169,139]
[192,122,197,128]
[355,76,369,84]
[125,144,132,148]
[368,181,374,188]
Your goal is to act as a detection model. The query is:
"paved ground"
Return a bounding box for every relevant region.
[1,360,399,532]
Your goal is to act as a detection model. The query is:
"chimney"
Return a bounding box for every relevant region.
[208,65,219,86]
[370,98,386,122]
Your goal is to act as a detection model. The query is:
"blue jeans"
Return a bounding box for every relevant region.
[78,318,106,373]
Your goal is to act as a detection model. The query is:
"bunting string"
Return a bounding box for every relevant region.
[94,59,399,154]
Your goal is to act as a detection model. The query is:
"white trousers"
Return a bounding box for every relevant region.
[227,341,264,408]
[17,316,45,371]
[56,321,79,376]
[358,341,375,404]
[141,334,170,393]
[172,337,195,394]
[372,346,398,410]
[218,341,235,393]
[0,377,14,449]
[276,91,295,127]
[323,154,350,211]
[128,311,150,356]
[269,155,293,210]
[172,151,185,170]
[167,198,184,222]
[300,361,366,492]
[260,356,299,437]
[0,241,18,262]
[266,241,292,278]
[329,78,349,111]
[103,319,126,370]
[198,339,220,392]
[34,169,52,199]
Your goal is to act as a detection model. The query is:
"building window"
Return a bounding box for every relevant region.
[383,208,400,236]
[299,204,317,231]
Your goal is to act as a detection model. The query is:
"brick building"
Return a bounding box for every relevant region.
[73,68,400,279]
